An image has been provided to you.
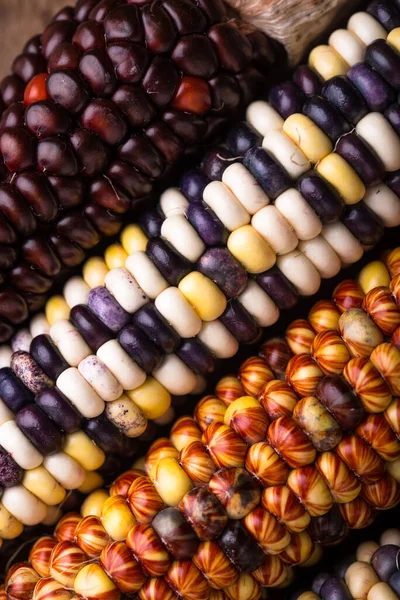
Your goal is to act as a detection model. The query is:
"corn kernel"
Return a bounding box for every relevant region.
[45,296,70,325]
[358,261,391,294]
[83,257,109,288]
[226,573,260,600]
[0,503,23,539]
[23,467,66,506]
[101,495,136,540]
[63,431,105,471]
[120,224,148,255]
[309,45,349,80]
[151,457,192,505]
[328,29,364,67]
[104,243,128,270]
[127,377,171,420]
[283,114,332,163]
[347,11,386,46]
[105,395,147,438]
[368,582,399,600]
[79,471,105,494]
[227,225,276,274]
[81,489,109,517]
[388,27,400,53]
[317,153,365,205]
[263,130,310,179]
[74,564,118,600]
[380,529,400,546]
[224,396,261,427]
[2,485,47,526]
[179,272,227,321]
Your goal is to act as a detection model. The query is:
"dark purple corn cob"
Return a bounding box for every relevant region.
[0,0,279,342]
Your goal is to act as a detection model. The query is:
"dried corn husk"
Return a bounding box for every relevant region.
[226,0,356,64]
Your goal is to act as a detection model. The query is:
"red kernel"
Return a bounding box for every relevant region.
[24,73,49,105]
[172,76,211,115]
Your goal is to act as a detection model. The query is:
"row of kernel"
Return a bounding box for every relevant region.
[295,527,400,600]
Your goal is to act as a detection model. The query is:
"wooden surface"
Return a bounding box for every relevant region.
[0,0,65,78]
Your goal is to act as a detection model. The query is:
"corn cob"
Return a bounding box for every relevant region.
[0,249,399,598]
[5,2,400,359]
[293,527,400,600]
[0,0,278,341]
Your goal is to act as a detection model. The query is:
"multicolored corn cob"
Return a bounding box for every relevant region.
[293,527,400,600]
[0,0,278,340]
[0,247,399,595]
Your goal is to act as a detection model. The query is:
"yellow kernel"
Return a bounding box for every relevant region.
[0,503,23,539]
[74,564,117,599]
[179,271,227,321]
[83,257,109,288]
[78,471,105,494]
[227,225,276,274]
[120,224,148,255]
[104,243,128,270]
[151,457,192,505]
[388,28,400,53]
[357,541,379,563]
[283,114,332,163]
[23,467,66,506]
[64,431,105,471]
[81,489,109,517]
[45,296,70,325]
[224,396,261,427]
[317,153,365,205]
[226,573,261,600]
[358,261,391,294]
[101,495,136,540]
[368,582,399,600]
[309,45,349,80]
[127,377,171,420]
